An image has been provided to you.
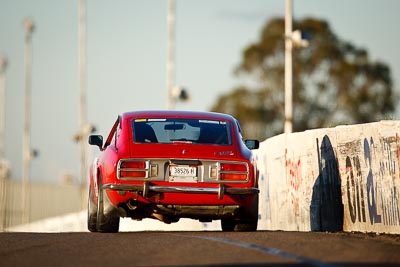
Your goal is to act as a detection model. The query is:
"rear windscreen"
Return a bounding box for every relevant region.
[132,118,231,145]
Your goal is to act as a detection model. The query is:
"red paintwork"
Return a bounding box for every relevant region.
[89,110,258,218]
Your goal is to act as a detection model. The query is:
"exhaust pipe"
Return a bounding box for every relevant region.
[127,199,138,211]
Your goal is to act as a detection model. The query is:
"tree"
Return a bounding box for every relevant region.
[210,17,397,140]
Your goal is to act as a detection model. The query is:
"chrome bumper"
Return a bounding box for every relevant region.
[103,182,259,200]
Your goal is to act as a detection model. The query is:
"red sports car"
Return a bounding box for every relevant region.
[88,110,259,232]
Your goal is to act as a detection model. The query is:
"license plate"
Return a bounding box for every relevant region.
[169,165,197,182]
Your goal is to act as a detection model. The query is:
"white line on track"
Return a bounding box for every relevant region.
[174,234,344,267]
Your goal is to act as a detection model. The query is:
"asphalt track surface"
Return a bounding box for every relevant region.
[0,231,399,267]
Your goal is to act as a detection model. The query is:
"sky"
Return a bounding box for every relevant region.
[0,0,399,184]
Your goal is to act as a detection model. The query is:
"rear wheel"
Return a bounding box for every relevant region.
[221,194,258,232]
[87,186,97,232]
[221,218,235,231]
[96,177,120,233]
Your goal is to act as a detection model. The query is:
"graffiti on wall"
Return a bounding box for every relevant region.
[342,135,400,227]
[285,149,302,217]
[345,154,368,223]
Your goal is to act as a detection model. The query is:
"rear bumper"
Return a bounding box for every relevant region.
[103,182,258,200]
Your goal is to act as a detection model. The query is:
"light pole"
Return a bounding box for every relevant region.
[166,0,176,110]
[0,55,7,160]
[0,54,8,231]
[284,0,308,134]
[78,0,88,209]
[284,0,293,134]
[22,18,35,224]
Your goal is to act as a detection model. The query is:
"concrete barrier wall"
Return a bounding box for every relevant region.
[254,120,400,234]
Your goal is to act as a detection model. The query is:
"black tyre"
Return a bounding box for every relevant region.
[221,194,258,232]
[96,177,120,233]
[87,186,97,232]
[221,218,235,231]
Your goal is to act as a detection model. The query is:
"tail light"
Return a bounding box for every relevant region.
[118,160,149,179]
[210,162,249,181]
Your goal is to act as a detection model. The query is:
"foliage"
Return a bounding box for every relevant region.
[210,17,397,140]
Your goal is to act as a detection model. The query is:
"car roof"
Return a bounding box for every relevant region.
[121,110,236,121]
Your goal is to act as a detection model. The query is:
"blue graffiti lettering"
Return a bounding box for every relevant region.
[346,156,357,223]
[345,156,367,223]
[364,138,382,224]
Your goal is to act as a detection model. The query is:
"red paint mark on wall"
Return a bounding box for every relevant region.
[286,158,302,190]
[291,192,300,216]
[286,149,303,217]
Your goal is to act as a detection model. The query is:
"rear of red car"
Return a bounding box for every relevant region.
[88,111,259,232]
